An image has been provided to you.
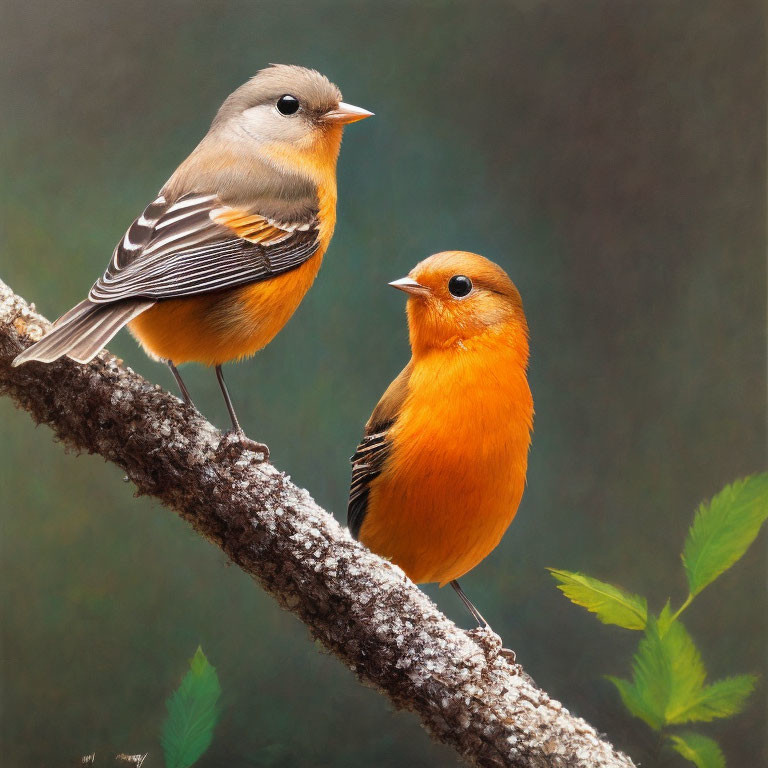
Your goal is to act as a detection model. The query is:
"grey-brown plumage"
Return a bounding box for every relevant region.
[90,193,321,303]
[212,65,342,127]
[14,299,154,364]
[13,64,370,370]
[164,65,341,207]
[12,189,322,366]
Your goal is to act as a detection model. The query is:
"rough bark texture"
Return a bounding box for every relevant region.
[0,278,636,768]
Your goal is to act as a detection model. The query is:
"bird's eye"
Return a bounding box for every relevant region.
[448,275,473,298]
[276,94,300,115]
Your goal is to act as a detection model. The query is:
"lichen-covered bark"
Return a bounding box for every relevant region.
[0,278,636,768]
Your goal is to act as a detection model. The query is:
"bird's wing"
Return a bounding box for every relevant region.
[89,192,320,303]
[348,362,413,539]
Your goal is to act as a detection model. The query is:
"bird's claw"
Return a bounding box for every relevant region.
[217,429,270,462]
[466,625,503,653]
[466,627,519,669]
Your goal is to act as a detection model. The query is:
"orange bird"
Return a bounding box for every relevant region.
[348,251,533,626]
[13,65,372,446]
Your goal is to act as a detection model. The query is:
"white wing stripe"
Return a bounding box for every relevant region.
[122,255,255,286]
[93,193,320,302]
[93,266,265,300]
[122,233,139,250]
[97,242,248,287]
[94,258,257,298]
[153,206,212,230]
[142,225,217,256]
[168,194,216,210]
[92,251,260,297]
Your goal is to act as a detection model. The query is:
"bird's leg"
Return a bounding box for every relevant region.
[166,360,194,407]
[450,579,489,629]
[215,364,242,433]
[451,580,519,665]
[214,365,270,460]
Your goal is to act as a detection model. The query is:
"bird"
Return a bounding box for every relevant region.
[13,64,372,448]
[347,251,533,628]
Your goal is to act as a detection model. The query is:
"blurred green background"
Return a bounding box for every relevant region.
[1,1,765,765]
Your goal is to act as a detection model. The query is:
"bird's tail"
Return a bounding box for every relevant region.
[12,298,155,366]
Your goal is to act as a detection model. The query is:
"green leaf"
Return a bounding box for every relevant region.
[657,600,675,636]
[162,647,222,768]
[682,474,768,597]
[679,674,757,723]
[669,732,725,768]
[548,569,647,630]
[606,676,662,730]
[607,618,706,730]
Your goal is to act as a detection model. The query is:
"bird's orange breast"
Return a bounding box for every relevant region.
[358,339,533,585]
[128,184,337,367]
[126,252,324,366]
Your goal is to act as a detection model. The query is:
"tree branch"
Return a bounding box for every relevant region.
[0,278,635,768]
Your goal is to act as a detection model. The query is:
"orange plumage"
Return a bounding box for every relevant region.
[126,255,321,366]
[127,184,337,367]
[348,252,533,590]
[13,65,371,441]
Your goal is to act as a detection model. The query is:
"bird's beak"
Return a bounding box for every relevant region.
[389,277,429,296]
[323,102,374,124]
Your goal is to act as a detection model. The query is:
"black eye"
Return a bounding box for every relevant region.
[276,94,300,115]
[448,275,473,298]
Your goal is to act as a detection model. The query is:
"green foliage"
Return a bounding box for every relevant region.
[669,732,725,768]
[607,620,754,730]
[682,475,768,598]
[161,647,222,768]
[550,473,767,766]
[679,675,757,723]
[607,619,704,730]
[548,569,647,629]
[607,676,664,732]
[657,600,675,636]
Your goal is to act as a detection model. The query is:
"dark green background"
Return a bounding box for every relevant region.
[2,1,765,765]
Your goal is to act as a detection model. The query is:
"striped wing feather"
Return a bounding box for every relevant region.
[348,363,413,539]
[12,192,321,367]
[89,193,320,303]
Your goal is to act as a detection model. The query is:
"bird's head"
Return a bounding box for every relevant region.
[212,64,372,179]
[390,251,529,358]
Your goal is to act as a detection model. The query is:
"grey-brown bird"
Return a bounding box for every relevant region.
[14,64,372,442]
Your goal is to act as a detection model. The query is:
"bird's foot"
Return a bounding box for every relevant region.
[466,627,521,672]
[217,429,270,462]
[466,625,503,654]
